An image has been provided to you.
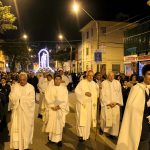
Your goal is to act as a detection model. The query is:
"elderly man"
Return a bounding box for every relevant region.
[100,72,123,138]
[75,70,98,142]
[43,74,69,147]
[117,64,150,150]
[9,72,35,150]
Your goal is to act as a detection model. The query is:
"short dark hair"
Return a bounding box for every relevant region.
[1,77,6,81]
[130,74,137,81]
[47,74,52,78]
[54,74,62,80]
[142,64,150,76]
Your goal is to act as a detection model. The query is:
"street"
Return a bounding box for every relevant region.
[4,92,115,150]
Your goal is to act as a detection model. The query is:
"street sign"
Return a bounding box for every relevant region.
[94,51,102,62]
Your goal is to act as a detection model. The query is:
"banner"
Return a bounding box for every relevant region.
[94,51,102,62]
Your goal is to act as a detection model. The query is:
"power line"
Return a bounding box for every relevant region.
[106,15,150,35]
[0,40,82,44]
[108,12,147,29]
[124,30,150,39]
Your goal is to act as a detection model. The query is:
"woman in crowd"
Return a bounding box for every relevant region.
[129,74,138,86]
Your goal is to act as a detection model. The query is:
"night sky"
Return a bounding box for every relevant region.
[2,0,150,42]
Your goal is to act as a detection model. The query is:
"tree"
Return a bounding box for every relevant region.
[0,1,17,33]
[1,41,29,71]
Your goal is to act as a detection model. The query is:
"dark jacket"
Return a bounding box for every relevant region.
[28,76,39,93]
[0,84,11,103]
[0,92,6,132]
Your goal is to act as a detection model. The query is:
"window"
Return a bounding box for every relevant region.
[86,31,89,39]
[97,64,100,72]
[91,28,93,37]
[112,64,120,74]
[86,48,89,55]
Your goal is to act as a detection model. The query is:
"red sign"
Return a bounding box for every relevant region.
[138,55,150,61]
[124,55,137,62]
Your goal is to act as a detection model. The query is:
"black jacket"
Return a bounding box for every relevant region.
[0,92,6,132]
[0,84,11,103]
[28,76,39,92]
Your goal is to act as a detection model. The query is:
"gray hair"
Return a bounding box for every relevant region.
[107,71,114,77]
[19,72,28,79]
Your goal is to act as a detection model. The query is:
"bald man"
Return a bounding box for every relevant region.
[100,72,123,138]
[9,72,35,150]
[75,70,99,142]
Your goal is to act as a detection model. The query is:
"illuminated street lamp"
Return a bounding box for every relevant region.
[28,48,32,52]
[58,34,63,40]
[72,2,99,49]
[58,34,73,72]
[22,34,28,40]
[72,2,80,13]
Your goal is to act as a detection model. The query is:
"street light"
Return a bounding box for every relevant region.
[72,2,80,13]
[58,34,73,72]
[72,2,99,49]
[58,34,63,40]
[22,34,28,40]
[28,48,32,52]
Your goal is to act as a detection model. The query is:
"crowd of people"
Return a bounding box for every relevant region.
[0,64,150,150]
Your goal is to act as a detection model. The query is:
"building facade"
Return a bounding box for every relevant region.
[80,20,129,74]
[0,50,6,71]
[124,21,150,76]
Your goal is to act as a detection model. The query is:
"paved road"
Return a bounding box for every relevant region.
[4,92,115,150]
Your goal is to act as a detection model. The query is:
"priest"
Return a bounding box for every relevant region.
[9,72,35,150]
[43,74,69,147]
[116,64,150,150]
[75,70,98,142]
[100,72,123,137]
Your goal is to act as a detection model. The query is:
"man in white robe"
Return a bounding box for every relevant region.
[75,70,98,142]
[9,72,35,150]
[58,69,70,86]
[116,64,150,150]
[41,74,54,121]
[100,72,123,137]
[43,74,69,147]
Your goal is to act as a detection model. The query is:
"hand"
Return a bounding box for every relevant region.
[107,104,112,108]
[111,103,118,108]
[116,103,121,106]
[146,116,150,124]
[107,103,116,108]
[55,105,61,110]
[127,82,132,88]
[51,105,60,111]
[85,92,92,97]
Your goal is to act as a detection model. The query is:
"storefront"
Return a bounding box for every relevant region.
[138,55,150,76]
[124,55,138,76]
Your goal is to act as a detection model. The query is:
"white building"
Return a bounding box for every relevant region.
[80,20,131,74]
